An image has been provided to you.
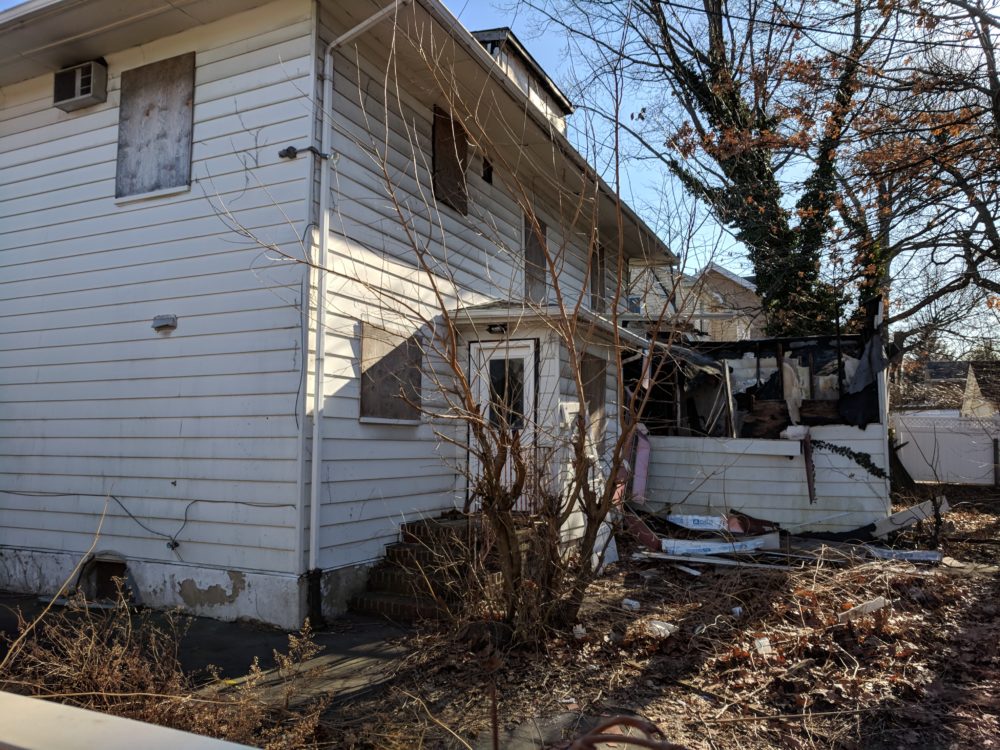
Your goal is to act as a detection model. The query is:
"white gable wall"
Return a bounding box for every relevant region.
[0,0,316,626]
[310,2,621,598]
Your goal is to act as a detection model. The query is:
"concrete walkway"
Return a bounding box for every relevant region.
[0,593,410,707]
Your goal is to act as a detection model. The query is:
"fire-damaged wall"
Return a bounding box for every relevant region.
[642,425,890,532]
[632,333,891,532]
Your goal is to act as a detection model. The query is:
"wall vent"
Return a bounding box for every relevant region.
[53,61,108,111]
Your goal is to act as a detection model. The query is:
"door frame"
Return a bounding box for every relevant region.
[466,338,539,510]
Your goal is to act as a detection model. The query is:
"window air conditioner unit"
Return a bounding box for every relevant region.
[53,61,107,111]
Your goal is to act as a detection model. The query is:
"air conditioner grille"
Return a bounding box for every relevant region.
[53,61,107,112]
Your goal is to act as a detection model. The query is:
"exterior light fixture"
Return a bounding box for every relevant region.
[152,315,178,333]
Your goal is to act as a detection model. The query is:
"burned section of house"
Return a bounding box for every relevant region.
[628,333,891,534]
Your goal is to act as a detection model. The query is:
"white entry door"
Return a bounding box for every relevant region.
[468,339,537,511]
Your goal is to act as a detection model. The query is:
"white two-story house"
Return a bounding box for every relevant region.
[0,0,674,627]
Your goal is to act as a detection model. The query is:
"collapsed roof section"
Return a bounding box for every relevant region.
[630,333,888,439]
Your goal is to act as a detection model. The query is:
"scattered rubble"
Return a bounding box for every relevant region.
[320,488,998,749]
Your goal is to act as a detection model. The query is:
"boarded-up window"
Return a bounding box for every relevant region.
[581,353,607,453]
[432,106,468,214]
[590,244,608,313]
[360,322,422,422]
[116,53,195,198]
[524,212,547,303]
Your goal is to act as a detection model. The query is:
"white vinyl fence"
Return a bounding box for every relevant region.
[892,411,1000,485]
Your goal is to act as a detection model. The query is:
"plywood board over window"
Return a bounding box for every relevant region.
[524,212,547,303]
[360,322,422,423]
[116,52,195,198]
[432,106,468,215]
[581,352,607,454]
[590,244,608,313]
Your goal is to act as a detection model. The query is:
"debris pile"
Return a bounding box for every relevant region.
[626,497,949,576]
[320,490,998,749]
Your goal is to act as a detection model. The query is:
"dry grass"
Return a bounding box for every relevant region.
[0,589,328,749]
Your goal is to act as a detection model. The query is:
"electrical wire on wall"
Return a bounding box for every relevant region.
[0,489,296,556]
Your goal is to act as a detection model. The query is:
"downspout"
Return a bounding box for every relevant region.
[307,0,410,625]
[293,0,320,627]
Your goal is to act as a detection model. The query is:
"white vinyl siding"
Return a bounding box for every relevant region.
[644,425,891,532]
[0,0,315,576]
[309,0,621,570]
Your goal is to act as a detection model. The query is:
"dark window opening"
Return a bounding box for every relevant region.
[524,212,547,303]
[432,106,469,214]
[482,157,493,184]
[488,357,526,431]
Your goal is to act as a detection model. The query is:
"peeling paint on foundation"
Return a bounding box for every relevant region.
[178,570,247,607]
[0,548,305,629]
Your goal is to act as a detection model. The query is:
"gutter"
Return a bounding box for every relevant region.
[305,0,409,625]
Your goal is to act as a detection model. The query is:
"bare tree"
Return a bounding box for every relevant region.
[211,11,718,641]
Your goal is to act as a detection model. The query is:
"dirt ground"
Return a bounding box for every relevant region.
[323,486,1000,749]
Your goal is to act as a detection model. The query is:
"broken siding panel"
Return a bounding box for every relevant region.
[0,0,315,577]
[645,426,889,532]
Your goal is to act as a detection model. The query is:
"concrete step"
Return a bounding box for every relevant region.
[349,591,447,623]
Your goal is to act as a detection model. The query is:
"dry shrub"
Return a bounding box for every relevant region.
[0,588,326,749]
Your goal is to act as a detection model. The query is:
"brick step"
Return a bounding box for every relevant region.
[349,591,447,623]
[383,541,463,568]
[400,516,483,545]
[366,566,456,599]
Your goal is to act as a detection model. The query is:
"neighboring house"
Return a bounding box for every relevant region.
[895,360,1000,416]
[925,361,970,383]
[680,263,764,341]
[891,360,968,411]
[0,0,673,626]
[628,261,764,340]
[961,361,1000,418]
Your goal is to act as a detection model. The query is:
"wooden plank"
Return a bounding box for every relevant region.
[837,596,887,623]
[0,435,299,461]
[0,528,296,572]
[872,496,949,538]
[0,508,296,550]
[116,53,195,198]
[647,436,803,457]
[0,474,298,506]
[633,551,797,571]
[666,514,729,531]
[0,493,293,528]
[0,290,297,336]
[0,416,299,440]
[865,547,943,563]
[0,455,299,484]
[0,393,297,420]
